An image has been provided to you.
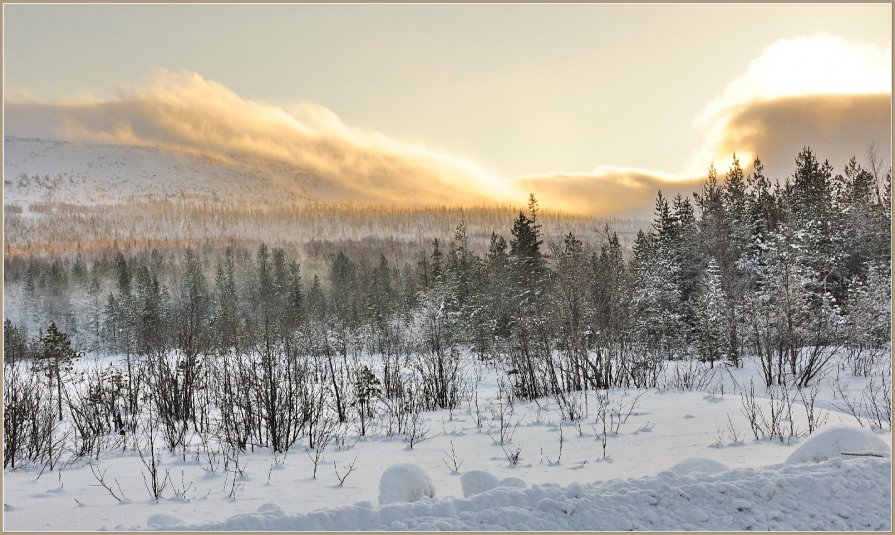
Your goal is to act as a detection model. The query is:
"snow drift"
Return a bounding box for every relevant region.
[785,425,891,465]
[460,470,500,498]
[154,457,891,531]
[377,463,436,505]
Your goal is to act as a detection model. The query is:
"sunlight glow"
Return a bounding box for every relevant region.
[689,35,891,175]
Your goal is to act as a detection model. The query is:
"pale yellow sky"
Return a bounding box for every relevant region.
[4,4,892,215]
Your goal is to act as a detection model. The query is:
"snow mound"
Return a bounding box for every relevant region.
[498,476,527,489]
[461,470,500,498]
[257,503,285,516]
[786,425,891,465]
[668,457,728,475]
[160,457,891,531]
[378,463,436,505]
[147,513,184,528]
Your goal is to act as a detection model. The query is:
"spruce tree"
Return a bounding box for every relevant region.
[34,322,80,420]
[693,259,728,367]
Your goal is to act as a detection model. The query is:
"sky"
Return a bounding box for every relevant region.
[4,3,892,215]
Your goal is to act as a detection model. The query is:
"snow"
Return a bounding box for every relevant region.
[154,457,891,531]
[377,463,436,505]
[2,353,890,531]
[146,513,184,528]
[460,470,500,498]
[498,476,527,489]
[2,136,317,207]
[785,425,891,465]
[667,457,728,475]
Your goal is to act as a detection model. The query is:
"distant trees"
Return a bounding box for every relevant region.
[2,146,890,452]
[4,319,32,363]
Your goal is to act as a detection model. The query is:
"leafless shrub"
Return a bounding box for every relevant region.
[441,440,463,473]
[502,444,522,466]
[88,463,128,503]
[798,385,828,435]
[138,431,170,501]
[835,375,892,431]
[663,359,716,391]
[334,457,357,486]
[404,407,432,450]
[170,469,194,500]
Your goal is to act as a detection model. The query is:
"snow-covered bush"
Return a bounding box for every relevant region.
[461,470,499,498]
[378,463,435,505]
[785,425,890,465]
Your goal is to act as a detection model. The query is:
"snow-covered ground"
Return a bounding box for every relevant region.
[3,352,891,531]
[157,455,892,531]
[3,136,320,207]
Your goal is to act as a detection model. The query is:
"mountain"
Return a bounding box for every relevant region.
[3,136,344,207]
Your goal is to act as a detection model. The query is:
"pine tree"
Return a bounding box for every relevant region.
[330,251,358,327]
[134,264,166,355]
[34,322,80,420]
[589,225,631,388]
[177,248,209,357]
[843,262,891,376]
[790,147,834,221]
[430,239,444,287]
[213,246,240,353]
[509,195,546,310]
[553,232,589,390]
[693,259,728,367]
[632,228,686,362]
[3,320,31,363]
[484,232,511,339]
[353,365,382,436]
[307,274,326,320]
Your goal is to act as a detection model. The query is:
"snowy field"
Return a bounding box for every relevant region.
[3,353,891,531]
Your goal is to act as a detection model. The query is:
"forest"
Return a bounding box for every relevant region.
[3,147,891,471]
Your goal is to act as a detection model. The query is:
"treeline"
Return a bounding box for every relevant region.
[5,149,892,390]
[3,198,642,259]
[3,147,891,469]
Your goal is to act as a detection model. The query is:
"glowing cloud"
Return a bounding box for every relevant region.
[690,35,891,175]
[5,34,891,218]
[515,166,705,219]
[6,70,521,207]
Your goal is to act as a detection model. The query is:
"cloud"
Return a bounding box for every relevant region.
[5,70,521,207]
[520,34,891,217]
[515,167,705,219]
[712,93,890,179]
[690,35,891,175]
[5,34,891,219]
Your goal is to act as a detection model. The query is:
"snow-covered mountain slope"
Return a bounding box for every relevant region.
[3,136,332,206]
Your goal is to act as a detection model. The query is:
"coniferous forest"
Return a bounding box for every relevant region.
[4,148,891,470]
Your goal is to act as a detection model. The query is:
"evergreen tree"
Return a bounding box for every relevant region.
[134,264,166,355]
[3,320,31,363]
[789,147,835,221]
[693,259,728,367]
[631,227,686,361]
[509,194,546,310]
[484,232,511,339]
[430,239,444,287]
[213,246,240,353]
[177,248,209,358]
[34,322,80,420]
[330,251,359,326]
[353,365,382,436]
[589,226,631,388]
